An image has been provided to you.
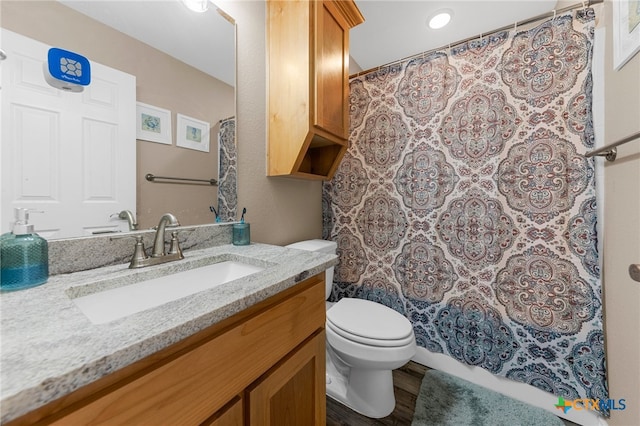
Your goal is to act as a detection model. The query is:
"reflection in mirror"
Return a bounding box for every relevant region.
[217,117,237,222]
[0,0,236,239]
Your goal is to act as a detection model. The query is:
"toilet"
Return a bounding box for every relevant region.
[286,240,417,418]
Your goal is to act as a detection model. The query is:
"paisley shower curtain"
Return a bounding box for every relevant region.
[323,9,607,406]
[217,117,237,222]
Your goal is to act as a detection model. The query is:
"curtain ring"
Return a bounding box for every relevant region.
[552,9,557,20]
[582,1,587,9]
[514,21,518,32]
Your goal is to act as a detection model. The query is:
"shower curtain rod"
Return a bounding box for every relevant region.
[350,0,604,79]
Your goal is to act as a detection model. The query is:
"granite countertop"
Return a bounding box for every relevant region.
[0,242,337,423]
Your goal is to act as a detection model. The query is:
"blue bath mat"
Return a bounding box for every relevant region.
[412,370,564,426]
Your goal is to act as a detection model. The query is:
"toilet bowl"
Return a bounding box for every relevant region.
[285,240,417,419]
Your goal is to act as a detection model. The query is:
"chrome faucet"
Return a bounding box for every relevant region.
[151,213,180,257]
[114,213,184,269]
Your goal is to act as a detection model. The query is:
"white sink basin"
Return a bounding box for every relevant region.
[71,260,264,324]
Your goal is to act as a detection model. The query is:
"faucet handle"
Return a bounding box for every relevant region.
[110,234,149,268]
[168,231,185,259]
[128,235,149,268]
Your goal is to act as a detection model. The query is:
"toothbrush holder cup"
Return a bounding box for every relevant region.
[233,223,250,246]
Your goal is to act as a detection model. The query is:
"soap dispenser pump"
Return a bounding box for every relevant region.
[0,208,49,291]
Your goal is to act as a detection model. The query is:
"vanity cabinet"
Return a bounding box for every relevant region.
[267,0,364,180]
[10,274,326,426]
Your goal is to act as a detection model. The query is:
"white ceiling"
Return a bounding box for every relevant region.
[58,0,236,86]
[350,0,557,73]
[58,0,559,85]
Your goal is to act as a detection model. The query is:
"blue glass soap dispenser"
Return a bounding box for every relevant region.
[0,208,49,291]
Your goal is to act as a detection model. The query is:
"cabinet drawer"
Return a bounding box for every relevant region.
[50,276,325,426]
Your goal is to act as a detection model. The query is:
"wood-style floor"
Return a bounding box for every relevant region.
[326,361,427,426]
[326,361,579,426]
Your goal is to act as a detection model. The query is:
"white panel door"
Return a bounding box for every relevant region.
[1,29,136,239]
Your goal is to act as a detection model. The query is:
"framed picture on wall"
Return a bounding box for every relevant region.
[136,102,172,145]
[613,0,640,70]
[176,113,210,153]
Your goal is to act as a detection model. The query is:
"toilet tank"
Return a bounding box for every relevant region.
[285,239,337,300]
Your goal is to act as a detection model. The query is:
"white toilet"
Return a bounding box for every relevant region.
[286,239,417,418]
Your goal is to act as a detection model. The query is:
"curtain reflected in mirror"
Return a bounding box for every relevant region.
[217,117,237,221]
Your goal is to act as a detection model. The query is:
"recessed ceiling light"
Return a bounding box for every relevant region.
[428,10,452,30]
[181,0,209,13]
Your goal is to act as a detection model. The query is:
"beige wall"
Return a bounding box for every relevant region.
[601,1,640,424]
[1,1,235,230]
[217,0,323,246]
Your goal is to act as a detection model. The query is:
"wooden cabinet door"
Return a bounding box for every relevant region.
[314,1,350,140]
[247,331,326,426]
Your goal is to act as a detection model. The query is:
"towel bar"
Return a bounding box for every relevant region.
[145,173,218,186]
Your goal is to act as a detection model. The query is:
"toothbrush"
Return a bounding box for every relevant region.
[209,206,221,223]
[240,207,246,224]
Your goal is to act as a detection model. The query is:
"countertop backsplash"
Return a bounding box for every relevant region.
[48,223,234,275]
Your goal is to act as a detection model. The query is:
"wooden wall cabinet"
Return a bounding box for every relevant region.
[10,275,326,426]
[267,0,364,180]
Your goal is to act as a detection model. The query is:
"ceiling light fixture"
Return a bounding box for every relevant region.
[428,10,452,30]
[181,0,209,13]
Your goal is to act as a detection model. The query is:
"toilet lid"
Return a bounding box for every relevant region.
[326,298,414,344]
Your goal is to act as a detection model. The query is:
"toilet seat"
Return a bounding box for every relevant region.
[326,320,416,347]
[326,298,414,347]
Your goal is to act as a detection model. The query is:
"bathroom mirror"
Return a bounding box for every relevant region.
[0,0,236,239]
